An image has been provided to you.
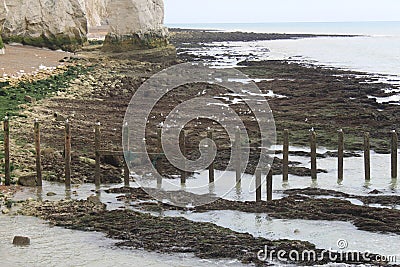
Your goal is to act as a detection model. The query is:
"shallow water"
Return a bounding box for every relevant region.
[11,145,399,205]
[5,145,400,266]
[131,146,399,203]
[0,215,249,267]
[156,210,400,263]
[172,21,400,78]
[179,33,400,106]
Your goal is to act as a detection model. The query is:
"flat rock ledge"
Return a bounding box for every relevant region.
[102,32,169,52]
[18,198,388,266]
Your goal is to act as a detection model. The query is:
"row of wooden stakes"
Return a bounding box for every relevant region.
[1,117,398,203]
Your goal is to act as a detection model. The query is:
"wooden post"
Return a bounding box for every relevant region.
[283,129,289,183]
[338,129,344,182]
[3,117,10,186]
[266,170,273,202]
[391,130,398,179]
[180,130,187,184]
[124,160,130,187]
[310,130,317,181]
[208,130,215,183]
[34,119,42,187]
[157,128,162,186]
[65,120,71,189]
[255,168,261,202]
[235,128,241,183]
[123,123,130,187]
[364,132,371,182]
[94,122,101,188]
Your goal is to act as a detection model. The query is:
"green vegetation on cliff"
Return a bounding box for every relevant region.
[4,34,86,52]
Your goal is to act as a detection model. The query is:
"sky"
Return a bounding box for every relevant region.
[164,0,400,24]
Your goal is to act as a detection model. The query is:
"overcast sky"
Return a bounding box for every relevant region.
[164,0,400,23]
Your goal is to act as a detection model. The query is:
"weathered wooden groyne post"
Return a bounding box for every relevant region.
[208,130,215,184]
[64,120,72,189]
[3,116,10,186]
[364,132,371,182]
[310,129,317,181]
[266,170,273,202]
[283,129,289,183]
[123,123,130,187]
[157,128,163,186]
[392,130,398,179]
[255,168,262,202]
[180,130,187,184]
[94,122,101,188]
[235,128,241,184]
[34,119,42,187]
[338,129,344,182]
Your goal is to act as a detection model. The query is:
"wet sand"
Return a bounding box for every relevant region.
[0,44,71,78]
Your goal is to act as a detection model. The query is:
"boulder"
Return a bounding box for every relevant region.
[0,0,88,51]
[24,95,35,103]
[2,208,9,214]
[79,156,96,165]
[13,236,30,246]
[18,173,37,187]
[87,195,101,204]
[102,0,169,52]
[101,154,121,167]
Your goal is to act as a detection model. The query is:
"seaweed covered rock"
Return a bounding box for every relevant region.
[0,0,87,52]
[102,0,169,52]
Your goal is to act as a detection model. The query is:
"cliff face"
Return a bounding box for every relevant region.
[0,0,87,51]
[0,0,5,53]
[80,0,109,27]
[102,0,169,52]
[0,0,168,52]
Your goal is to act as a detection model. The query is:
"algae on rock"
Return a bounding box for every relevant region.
[0,0,87,52]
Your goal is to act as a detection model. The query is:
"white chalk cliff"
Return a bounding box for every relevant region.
[0,0,87,51]
[80,0,109,27]
[107,0,165,35]
[0,0,168,52]
[0,0,6,54]
[103,0,169,51]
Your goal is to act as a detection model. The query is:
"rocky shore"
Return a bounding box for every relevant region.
[171,29,400,152]
[169,28,357,46]
[1,29,399,266]
[107,186,400,235]
[18,197,390,266]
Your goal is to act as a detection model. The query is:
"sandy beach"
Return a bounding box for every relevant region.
[0,44,72,78]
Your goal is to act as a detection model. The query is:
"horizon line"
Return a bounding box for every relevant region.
[165,20,400,24]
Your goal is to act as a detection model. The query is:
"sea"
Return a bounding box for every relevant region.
[167,21,400,80]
